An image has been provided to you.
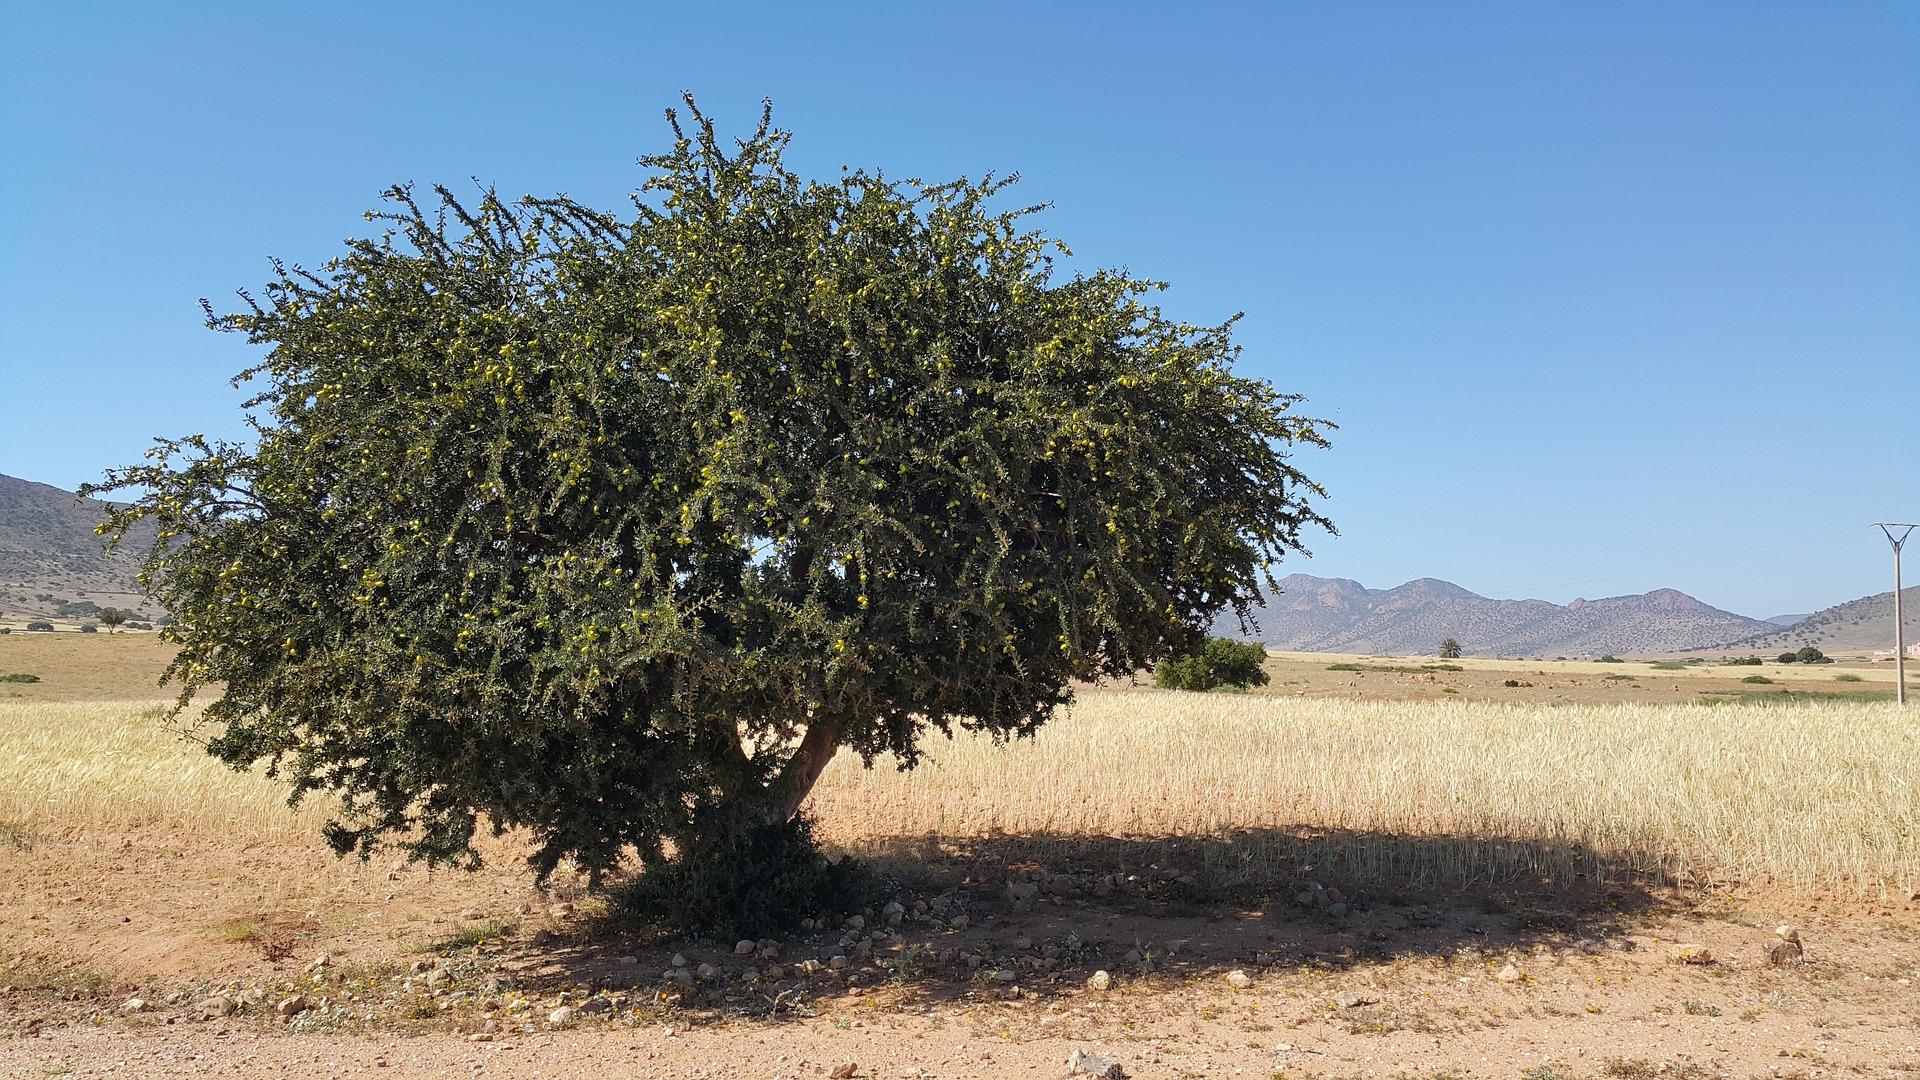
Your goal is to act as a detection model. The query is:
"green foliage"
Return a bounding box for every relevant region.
[0,673,39,683]
[1725,656,1763,666]
[1648,661,1686,670]
[616,813,871,939]
[1327,662,1463,674]
[84,98,1331,884]
[1834,673,1864,682]
[1503,679,1520,687]
[96,609,128,632]
[1437,637,1462,659]
[1741,674,1773,684]
[1596,655,1624,663]
[1153,637,1271,691]
[77,625,97,634]
[24,622,53,632]
[1795,646,1827,664]
[1777,652,1799,664]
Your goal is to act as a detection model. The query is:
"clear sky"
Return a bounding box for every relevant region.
[2,2,1913,618]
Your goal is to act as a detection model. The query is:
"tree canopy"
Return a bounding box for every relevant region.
[91,99,1331,884]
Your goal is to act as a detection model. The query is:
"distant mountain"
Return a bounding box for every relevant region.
[1716,588,1920,653]
[1218,573,1775,657]
[1763,613,1810,628]
[0,473,159,622]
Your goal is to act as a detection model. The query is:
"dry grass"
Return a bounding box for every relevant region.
[0,701,330,839]
[810,690,1920,896]
[6,690,1918,898]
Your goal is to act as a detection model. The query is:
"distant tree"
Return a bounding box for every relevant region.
[78,624,98,633]
[24,621,53,632]
[87,98,1333,914]
[96,609,128,633]
[1153,637,1272,692]
[1777,652,1799,664]
[1795,646,1827,664]
[1437,638,1462,659]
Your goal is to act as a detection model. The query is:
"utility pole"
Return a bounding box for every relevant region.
[1877,524,1916,706]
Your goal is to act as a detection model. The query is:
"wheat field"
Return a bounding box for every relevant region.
[4,692,1917,896]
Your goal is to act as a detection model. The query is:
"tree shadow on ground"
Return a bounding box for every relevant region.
[503,826,1694,1018]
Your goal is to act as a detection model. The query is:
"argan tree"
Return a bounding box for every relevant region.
[90,99,1331,894]
[97,608,129,633]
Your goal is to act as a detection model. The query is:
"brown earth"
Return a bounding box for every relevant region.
[4,639,1919,1078]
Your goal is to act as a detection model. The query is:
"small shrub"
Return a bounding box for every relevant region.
[78,624,98,634]
[1742,674,1773,684]
[1834,673,1864,682]
[1649,661,1686,671]
[1777,652,1798,664]
[1503,679,1521,688]
[1597,655,1624,663]
[24,621,53,632]
[1726,656,1762,666]
[1603,673,1633,681]
[616,813,874,939]
[1153,638,1271,692]
[0,673,39,684]
[1441,686,1460,694]
[1326,662,1363,672]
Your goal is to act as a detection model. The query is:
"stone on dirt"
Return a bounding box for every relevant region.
[193,996,235,1019]
[1334,991,1379,1008]
[1495,964,1522,982]
[735,939,756,955]
[275,994,309,1016]
[1673,944,1715,965]
[1224,969,1252,989]
[829,1063,857,1079]
[1085,970,1112,992]
[547,1006,574,1025]
[1067,1047,1128,1078]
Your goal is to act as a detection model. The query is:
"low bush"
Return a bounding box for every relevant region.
[1597,655,1625,663]
[24,622,52,632]
[1742,675,1773,684]
[0,673,39,683]
[1154,638,1271,692]
[1834,673,1864,683]
[1725,656,1763,666]
[615,813,875,939]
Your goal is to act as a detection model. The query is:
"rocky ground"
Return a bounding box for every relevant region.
[6,857,1920,1079]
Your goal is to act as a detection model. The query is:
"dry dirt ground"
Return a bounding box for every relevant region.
[3,637,1918,1079]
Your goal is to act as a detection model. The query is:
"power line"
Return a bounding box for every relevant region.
[1876,523,1915,707]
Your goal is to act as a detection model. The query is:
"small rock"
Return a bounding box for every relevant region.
[1326,902,1349,917]
[466,1033,495,1043]
[547,1006,574,1025]
[548,903,573,919]
[735,939,756,955]
[310,952,333,969]
[1085,970,1112,992]
[1335,991,1378,1009]
[1495,964,1522,983]
[828,954,850,971]
[670,953,688,968]
[1767,938,1804,966]
[121,997,148,1013]
[843,915,865,931]
[1674,944,1715,965]
[276,994,310,1016]
[615,955,638,966]
[1067,1047,1128,1078]
[992,968,1017,983]
[577,996,612,1015]
[949,915,969,930]
[695,963,719,980]
[1224,969,1252,989]
[829,1064,858,1079]
[1005,882,1040,903]
[193,996,235,1019]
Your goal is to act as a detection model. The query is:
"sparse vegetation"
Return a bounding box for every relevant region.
[24,621,52,632]
[1648,661,1686,670]
[1835,673,1864,682]
[1742,674,1774,684]
[1597,655,1624,663]
[1438,637,1463,659]
[0,673,40,683]
[1327,662,1464,674]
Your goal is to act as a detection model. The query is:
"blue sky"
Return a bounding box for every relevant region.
[2,2,1913,618]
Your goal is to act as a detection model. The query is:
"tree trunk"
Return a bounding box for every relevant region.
[767,718,840,822]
